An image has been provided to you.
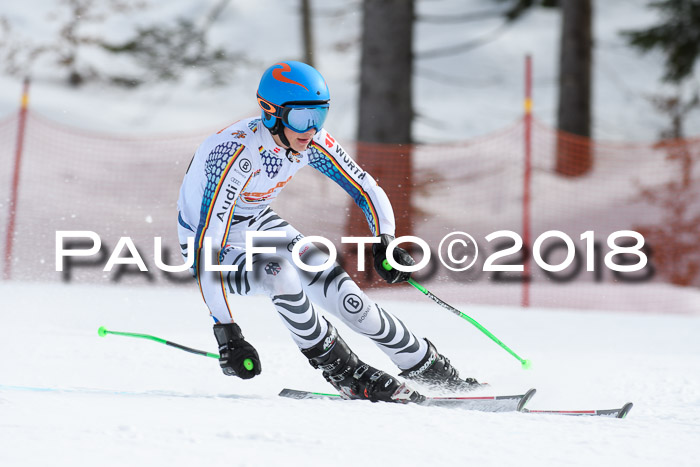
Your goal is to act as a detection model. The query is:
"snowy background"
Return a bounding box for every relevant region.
[0,0,697,142]
[1,1,700,466]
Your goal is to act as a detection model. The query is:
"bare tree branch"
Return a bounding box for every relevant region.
[415,22,512,60]
[416,8,507,24]
[0,0,251,88]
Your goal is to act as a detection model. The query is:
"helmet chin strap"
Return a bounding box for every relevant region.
[269,117,291,148]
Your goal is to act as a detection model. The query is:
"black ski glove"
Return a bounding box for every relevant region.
[213,322,261,379]
[372,234,415,284]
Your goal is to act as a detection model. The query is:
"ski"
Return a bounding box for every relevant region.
[279,387,537,413]
[522,402,634,419]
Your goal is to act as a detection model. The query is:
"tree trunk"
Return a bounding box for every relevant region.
[556,0,593,176]
[300,0,314,67]
[347,0,414,286]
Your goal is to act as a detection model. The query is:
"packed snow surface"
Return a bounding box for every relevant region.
[1,282,699,467]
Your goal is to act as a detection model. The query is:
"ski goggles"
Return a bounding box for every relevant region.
[258,95,329,133]
[280,105,329,133]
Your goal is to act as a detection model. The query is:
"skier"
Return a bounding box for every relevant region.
[177,61,478,402]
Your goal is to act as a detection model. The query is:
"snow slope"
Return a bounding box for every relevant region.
[1,282,699,467]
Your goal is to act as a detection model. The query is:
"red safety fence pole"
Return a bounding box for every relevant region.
[522,55,532,308]
[3,77,30,280]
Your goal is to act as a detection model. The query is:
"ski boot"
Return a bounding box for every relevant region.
[302,322,422,403]
[399,339,481,392]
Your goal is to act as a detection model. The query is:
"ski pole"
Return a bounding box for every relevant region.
[382,260,532,369]
[97,326,255,371]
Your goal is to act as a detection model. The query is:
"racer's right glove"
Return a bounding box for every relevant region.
[213,322,261,379]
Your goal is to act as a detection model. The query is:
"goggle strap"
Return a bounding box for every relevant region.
[257,93,283,117]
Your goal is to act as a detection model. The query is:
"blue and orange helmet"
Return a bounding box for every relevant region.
[257,61,330,135]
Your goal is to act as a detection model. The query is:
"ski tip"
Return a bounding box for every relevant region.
[517,388,537,412]
[618,402,634,419]
[279,388,308,399]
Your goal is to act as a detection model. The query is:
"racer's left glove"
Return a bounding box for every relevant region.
[372,234,415,284]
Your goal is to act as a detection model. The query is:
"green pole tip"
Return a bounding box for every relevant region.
[97,326,108,337]
[382,259,392,270]
[521,359,532,370]
[243,358,254,371]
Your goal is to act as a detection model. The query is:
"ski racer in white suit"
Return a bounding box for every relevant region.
[177,61,478,402]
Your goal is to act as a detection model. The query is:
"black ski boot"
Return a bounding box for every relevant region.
[399,339,481,392]
[302,322,422,403]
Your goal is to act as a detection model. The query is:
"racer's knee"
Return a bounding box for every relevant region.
[256,257,302,297]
